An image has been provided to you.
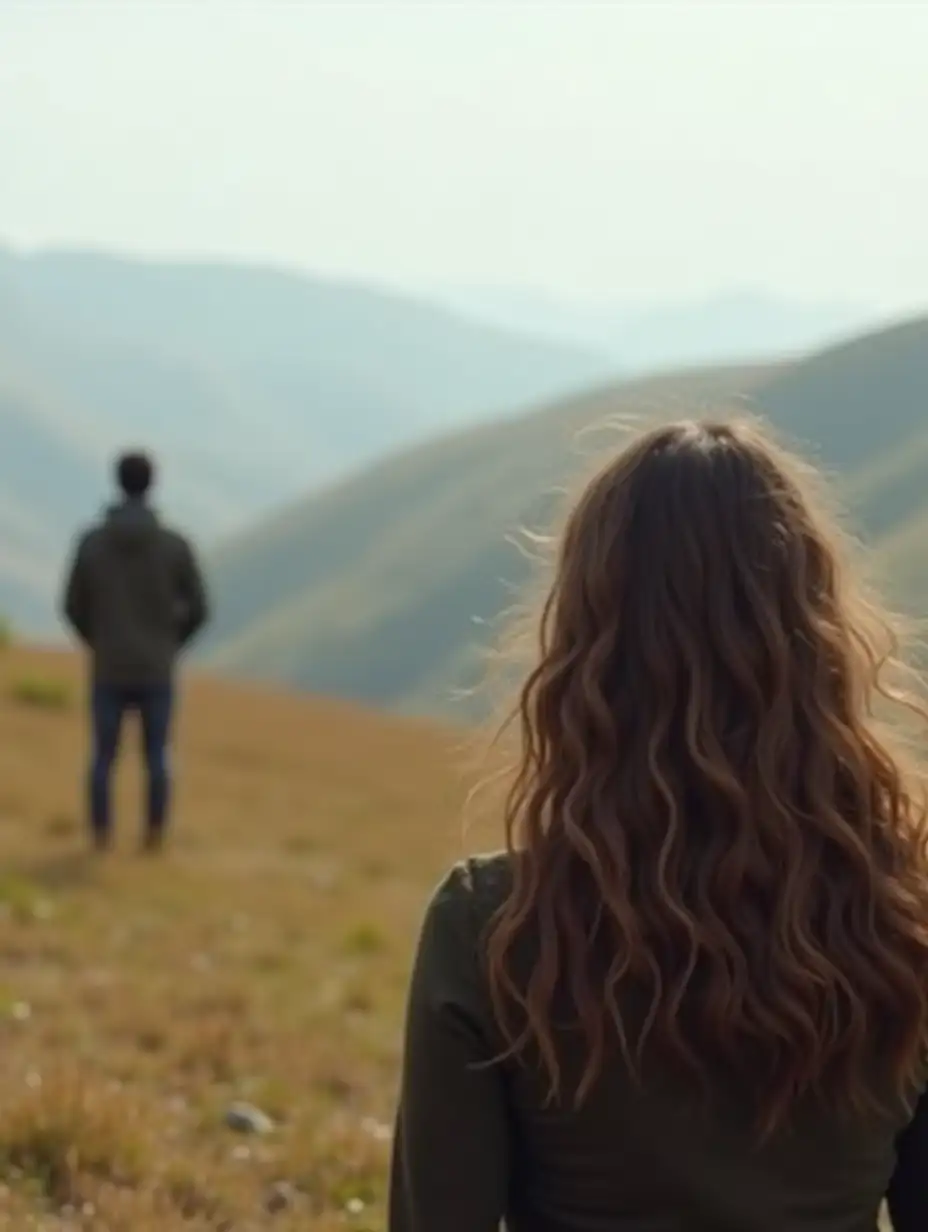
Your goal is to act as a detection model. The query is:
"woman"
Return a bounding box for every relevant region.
[390,419,928,1232]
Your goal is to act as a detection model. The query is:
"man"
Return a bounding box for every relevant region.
[62,451,209,853]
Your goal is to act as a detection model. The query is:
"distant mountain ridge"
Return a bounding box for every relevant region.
[203,314,928,716]
[430,285,877,371]
[0,245,608,630]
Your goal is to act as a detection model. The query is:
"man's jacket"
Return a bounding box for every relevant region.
[62,500,209,685]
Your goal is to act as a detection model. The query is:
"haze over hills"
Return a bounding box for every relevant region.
[204,313,928,716]
[429,286,877,371]
[0,245,608,630]
[3,242,922,682]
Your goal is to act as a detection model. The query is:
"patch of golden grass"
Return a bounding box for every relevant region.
[0,647,490,1230]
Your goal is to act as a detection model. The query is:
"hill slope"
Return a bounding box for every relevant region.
[757,317,928,549]
[204,363,773,711]
[205,314,928,716]
[0,644,475,1229]
[0,246,606,631]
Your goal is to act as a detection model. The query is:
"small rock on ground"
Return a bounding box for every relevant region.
[225,1101,274,1135]
[264,1181,297,1214]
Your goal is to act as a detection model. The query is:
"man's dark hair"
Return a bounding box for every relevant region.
[116,451,155,499]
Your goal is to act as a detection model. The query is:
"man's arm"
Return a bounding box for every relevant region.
[61,535,92,643]
[175,536,209,646]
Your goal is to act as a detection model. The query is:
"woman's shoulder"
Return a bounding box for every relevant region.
[427,851,515,934]
[416,854,515,1010]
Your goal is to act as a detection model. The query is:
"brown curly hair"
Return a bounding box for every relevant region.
[485,417,928,1135]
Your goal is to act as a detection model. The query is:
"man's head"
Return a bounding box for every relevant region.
[115,451,155,500]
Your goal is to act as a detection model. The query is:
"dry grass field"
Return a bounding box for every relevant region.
[0,646,899,1232]
[0,646,485,1231]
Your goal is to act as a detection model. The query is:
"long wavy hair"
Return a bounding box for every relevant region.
[484,417,928,1135]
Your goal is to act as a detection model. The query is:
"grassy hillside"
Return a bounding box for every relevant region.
[0,246,606,632]
[0,644,480,1230]
[204,363,773,712]
[758,317,928,542]
[205,313,928,716]
[0,648,899,1232]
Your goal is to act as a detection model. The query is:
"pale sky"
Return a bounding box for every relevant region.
[1,1,927,309]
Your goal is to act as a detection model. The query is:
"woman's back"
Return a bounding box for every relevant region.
[393,857,924,1232]
[390,420,928,1232]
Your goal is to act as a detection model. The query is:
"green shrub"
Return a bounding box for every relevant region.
[9,677,71,710]
[0,873,45,922]
[342,922,385,957]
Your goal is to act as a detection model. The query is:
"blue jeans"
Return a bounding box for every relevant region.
[90,683,174,844]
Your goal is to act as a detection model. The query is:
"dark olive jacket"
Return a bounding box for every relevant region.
[62,501,208,686]
[390,854,928,1232]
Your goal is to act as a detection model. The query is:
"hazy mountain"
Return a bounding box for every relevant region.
[0,245,608,630]
[430,285,877,372]
[5,248,609,466]
[204,315,928,716]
